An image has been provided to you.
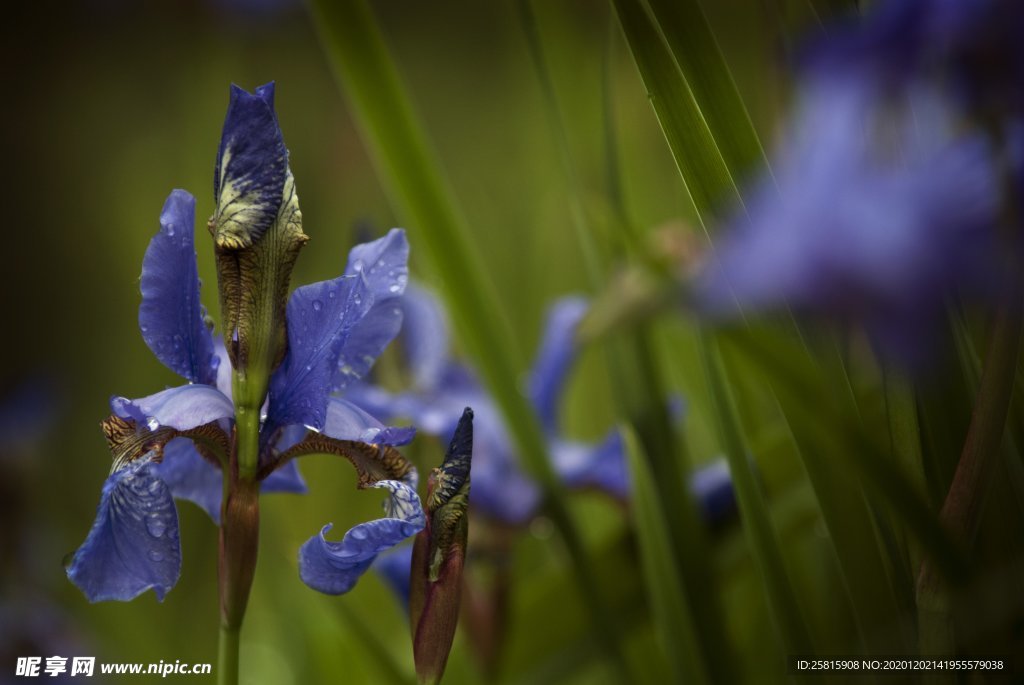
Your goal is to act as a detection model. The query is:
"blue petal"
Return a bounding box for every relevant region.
[299,480,425,595]
[262,459,308,494]
[373,544,413,610]
[322,397,415,446]
[152,437,223,522]
[529,297,588,433]
[213,82,288,247]
[399,284,451,392]
[111,385,234,431]
[690,458,737,528]
[468,405,542,524]
[266,270,370,432]
[551,431,629,499]
[155,437,307,525]
[139,190,217,385]
[66,456,181,602]
[333,229,410,390]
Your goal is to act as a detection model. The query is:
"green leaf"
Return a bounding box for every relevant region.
[622,426,711,684]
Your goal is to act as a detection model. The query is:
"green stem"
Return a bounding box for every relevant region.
[217,435,261,685]
[218,625,240,685]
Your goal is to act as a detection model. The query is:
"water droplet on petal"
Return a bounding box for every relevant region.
[388,284,401,293]
[146,417,160,431]
[312,300,323,312]
[146,517,167,538]
[353,259,365,273]
[166,224,175,237]
[148,549,165,562]
[349,527,368,541]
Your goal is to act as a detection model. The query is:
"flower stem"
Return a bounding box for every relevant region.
[217,432,261,685]
[218,624,240,685]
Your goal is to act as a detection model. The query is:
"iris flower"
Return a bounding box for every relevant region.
[697,79,1002,362]
[66,83,423,602]
[352,285,735,526]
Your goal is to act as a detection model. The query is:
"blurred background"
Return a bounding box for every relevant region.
[7,1,1015,683]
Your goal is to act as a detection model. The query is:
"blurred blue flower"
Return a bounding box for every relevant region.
[697,79,1003,361]
[66,83,422,602]
[804,0,1024,114]
[352,285,734,526]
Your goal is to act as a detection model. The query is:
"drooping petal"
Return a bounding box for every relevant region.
[299,480,425,595]
[528,297,588,433]
[212,83,288,250]
[110,385,234,432]
[152,437,223,522]
[373,544,413,609]
[66,456,181,602]
[551,431,629,500]
[322,397,415,446]
[333,229,410,390]
[400,284,451,392]
[139,190,217,385]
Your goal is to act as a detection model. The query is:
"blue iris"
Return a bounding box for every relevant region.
[350,285,735,526]
[66,83,424,602]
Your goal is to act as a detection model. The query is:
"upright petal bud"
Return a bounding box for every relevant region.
[211,84,308,446]
[410,408,473,685]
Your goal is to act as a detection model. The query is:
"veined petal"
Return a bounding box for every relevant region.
[322,397,415,446]
[213,83,288,250]
[528,297,588,433]
[400,284,450,392]
[110,385,234,432]
[299,480,425,595]
[152,437,223,522]
[551,431,629,499]
[66,456,181,602]
[139,190,217,385]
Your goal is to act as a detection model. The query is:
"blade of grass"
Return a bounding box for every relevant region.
[699,331,817,659]
[524,4,736,680]
[615,0,816,661]
[612,0,741,225]
[622,425,711,684]
[645,0,767,180]
[307,0,631,679]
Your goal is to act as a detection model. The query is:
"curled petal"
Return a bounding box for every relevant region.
[323,397,415,446]
[110,385,234,431]
[299,480,425,595]
[66,456,181,602]
[139,190,217,385]
[528,297,588,433]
